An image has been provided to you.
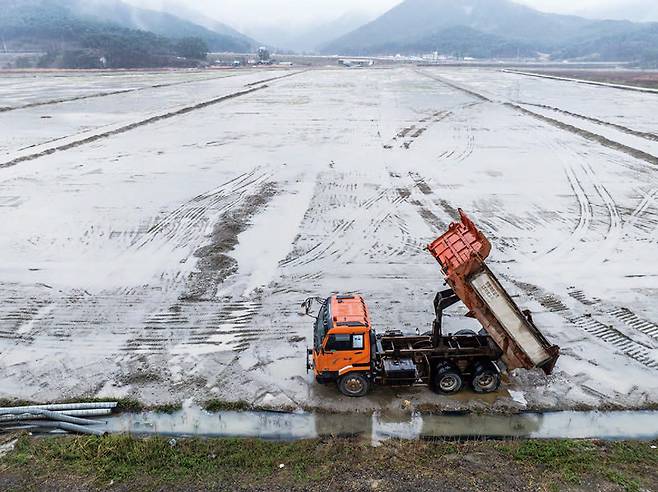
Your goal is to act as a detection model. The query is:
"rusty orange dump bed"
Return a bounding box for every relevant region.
[428,210,560,375]
[428,210,492,278]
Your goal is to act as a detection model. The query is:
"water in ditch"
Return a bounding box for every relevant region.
[100,405,658,444]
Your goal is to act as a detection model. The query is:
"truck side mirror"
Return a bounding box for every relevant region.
[301,297,320,319]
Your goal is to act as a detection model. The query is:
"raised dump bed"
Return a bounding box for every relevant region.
[427,210,560,375]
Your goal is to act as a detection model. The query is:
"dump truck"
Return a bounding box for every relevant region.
[304,210,559,397]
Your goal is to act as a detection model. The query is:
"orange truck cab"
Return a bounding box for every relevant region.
[308,295,373,397]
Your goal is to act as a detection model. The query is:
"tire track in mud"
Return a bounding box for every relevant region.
[0,175,280,357]
[416,68,658,168]
[0,72,243,113]
[520,102,658,142]
[415,70,492,102]
[511,280,658,370]
[626,188,658,241]
[549,165,592,255]
[563,286,658,348]
[455,126,476,162]
[131,169,271,252]
[0,288,142,353]
[502,69,658,95]
[122,300,282,355]
[0,71,307,169]
[123,178,288,354]
[280,171,430,272]
[542,137,624,261]
[580,161,623,258]
[570,315,658,369]
[506,103,658,168]
[244,69,309,87]
[567,288,600,306]
[631,188,657,220]
[0,293,53,345]
[436,115,476,164]
[0,293,270,356]
[279,179,397,269]
[395,172,452,235]
[609,308,658,342]
[386,111,452,150]
[0,85,263,169]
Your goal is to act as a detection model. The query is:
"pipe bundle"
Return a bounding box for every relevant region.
[0,402,117,436]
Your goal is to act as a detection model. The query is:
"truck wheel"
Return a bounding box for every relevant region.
[338,373,370,397]
[433,364,463,394]
[454,329,477,336]
[471,362,501,394]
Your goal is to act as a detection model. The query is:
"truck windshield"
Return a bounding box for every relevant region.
[314,298,331,351]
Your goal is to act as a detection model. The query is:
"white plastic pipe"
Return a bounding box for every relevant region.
[0,402,118,412]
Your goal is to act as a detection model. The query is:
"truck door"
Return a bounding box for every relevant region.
[318,332,370,375]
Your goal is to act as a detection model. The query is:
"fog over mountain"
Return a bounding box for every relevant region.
[120,0,658,53]
[517,0,658,23]
[124,0,658,29]
[2,0,657,64]
[246,11,376,53]
[0,0,260,69]
[0,0,255,52]
[321,0,658,62]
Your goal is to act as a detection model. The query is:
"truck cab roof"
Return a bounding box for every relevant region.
[329,295,370,332]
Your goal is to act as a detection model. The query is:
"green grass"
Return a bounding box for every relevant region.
[501,440,658,491]
[202,399,253,412]
[149,402,183,414]
[2,434,344,487]
[0,398,37,408]
[1,436,656,491]
[509,440,598,482]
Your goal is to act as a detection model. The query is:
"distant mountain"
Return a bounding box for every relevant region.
[0,0,251,68]
[68,0,254,52]
[124,0,253,41]
[557,23,658,62]
[367,26,538,59]
[322,0,658,62]
[0,0,254,54]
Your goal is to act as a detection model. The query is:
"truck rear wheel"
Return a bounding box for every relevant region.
[338,373,370,397]
[432,363,463,394]
[471,362,501,393]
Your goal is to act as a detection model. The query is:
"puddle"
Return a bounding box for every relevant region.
[99,406,658,444]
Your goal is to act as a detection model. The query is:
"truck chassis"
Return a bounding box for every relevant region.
[371,289,502,392]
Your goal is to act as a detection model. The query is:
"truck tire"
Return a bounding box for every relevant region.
[454,329,477,336]
[432,363,463,394]
[471,362,501,394]
[338,373,370,397]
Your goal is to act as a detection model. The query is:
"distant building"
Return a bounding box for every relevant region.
[338,58,374,68]
[257,47,272,65]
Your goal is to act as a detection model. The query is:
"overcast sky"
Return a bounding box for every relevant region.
[127,0,658,30]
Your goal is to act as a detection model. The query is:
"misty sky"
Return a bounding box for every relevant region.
[127,0,658,31]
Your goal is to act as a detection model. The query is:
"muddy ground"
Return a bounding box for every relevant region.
[0,66,657,413]
[524,69,658,90]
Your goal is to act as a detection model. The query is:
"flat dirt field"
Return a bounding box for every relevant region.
[524,69,658,90]
[1,66,657,413]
